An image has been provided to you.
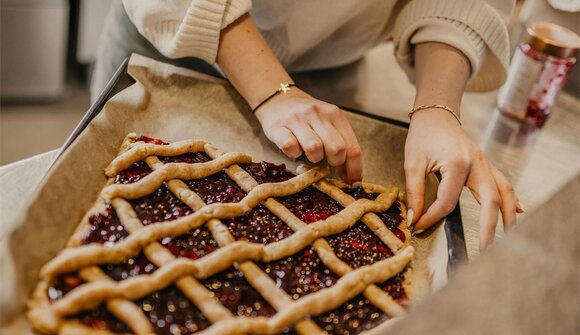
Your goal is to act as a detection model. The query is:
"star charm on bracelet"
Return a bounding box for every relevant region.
[279,83,292,93]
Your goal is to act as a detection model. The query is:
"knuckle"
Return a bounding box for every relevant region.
[326,142,346,157]
[301,105,318,117]
[473,148,487,162]
[347,145,361,159]
[280,138,298,152]
[503,182,515,194]
[453,154,472,171]
[304,140,323,154]
[324,105,341,116]
[489,194,502,207]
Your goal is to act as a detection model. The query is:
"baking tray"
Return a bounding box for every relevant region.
[0,54,467,335]
[54,57,467,272]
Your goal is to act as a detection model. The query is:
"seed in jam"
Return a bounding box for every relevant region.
[279,186,343,224]
[242,161,294,184]
[202,268,277,318]
[74,306,132,333]
[48,273,84,302]
[260,247,339,299]
[326,222,393,268]
[160,151,212,165]
[379,272,408,304]
[314,295,389,335]
[161,226,219,260]
[342,187,405,242]
[325,221,407,304]
[137,286,211,335]
[114,161,152,184]
[186,171,246,204]
[223,204,294,244]
[101,252,158,281]
[129,184,194,225]
[82,203,128,245]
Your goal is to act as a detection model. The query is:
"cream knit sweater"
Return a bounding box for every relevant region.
[121,0,514,91]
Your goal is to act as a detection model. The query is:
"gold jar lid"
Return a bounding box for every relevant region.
[524,22,580,58]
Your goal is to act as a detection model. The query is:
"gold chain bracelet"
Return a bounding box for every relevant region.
[408,104,461,125]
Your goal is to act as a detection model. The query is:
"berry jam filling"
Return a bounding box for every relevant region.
[242,161,294,184]
[279,186,343,224]
[260,247,339,300]
[380,272,407,304]
[202,268,277,318]
[325,222,407,303]
[314,295,389,335]
[47,273,84,302]
[129,184,194,225]
[342,187,405,242]
[137,286,211,335]
[223,204,294,244]
[101,252,158,281]
[161,226,218,260]
[114,161,152,184]
[243,161,344,223]
[186,171,246,204]
[137,136,169,145]
[326,222,393,268]
[82,203,128,245]
[73,306,132,333]
[160,152,212,165]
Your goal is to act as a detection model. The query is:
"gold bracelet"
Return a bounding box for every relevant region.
[408,104,461,125]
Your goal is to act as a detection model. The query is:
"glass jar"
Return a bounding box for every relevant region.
[497,22,579,128]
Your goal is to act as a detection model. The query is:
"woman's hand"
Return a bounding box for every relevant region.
[254,88,363,185]
[405,108,522,250]
[216,14,362,184]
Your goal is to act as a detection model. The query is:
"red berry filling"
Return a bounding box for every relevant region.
[136,286,211,335]
[82,203,128,245]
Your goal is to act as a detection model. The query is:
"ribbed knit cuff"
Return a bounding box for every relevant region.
[141,0,251,64]
[410,22,487,80]
[392,0,510,92]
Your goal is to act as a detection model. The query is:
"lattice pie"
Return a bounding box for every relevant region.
[29,133,414,335]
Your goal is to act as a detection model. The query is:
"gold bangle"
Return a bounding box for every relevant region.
[408,104,461,125]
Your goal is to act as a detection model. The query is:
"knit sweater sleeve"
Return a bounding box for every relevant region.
[121,0,252,63]
[391,0,514,92]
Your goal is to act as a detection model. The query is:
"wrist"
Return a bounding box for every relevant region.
[409,104,461,125]
[251,83,297,113]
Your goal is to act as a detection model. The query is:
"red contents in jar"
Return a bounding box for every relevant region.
[518,43,576,127]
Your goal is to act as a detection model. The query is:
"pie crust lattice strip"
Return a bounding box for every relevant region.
[28,133,415,335]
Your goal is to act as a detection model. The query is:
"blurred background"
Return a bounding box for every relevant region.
[0,0,578,165]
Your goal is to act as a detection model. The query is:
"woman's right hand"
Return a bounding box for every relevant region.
[254,88,363,186]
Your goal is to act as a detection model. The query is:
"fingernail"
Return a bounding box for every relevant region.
[406,209,414,228]
[351,181,362,188]
[411,229,424,236]
[516,201,525,213]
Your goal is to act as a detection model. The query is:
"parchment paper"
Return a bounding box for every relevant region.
[0,54,445,334]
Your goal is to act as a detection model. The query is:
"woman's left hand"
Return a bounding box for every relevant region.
[404,107,522,250]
